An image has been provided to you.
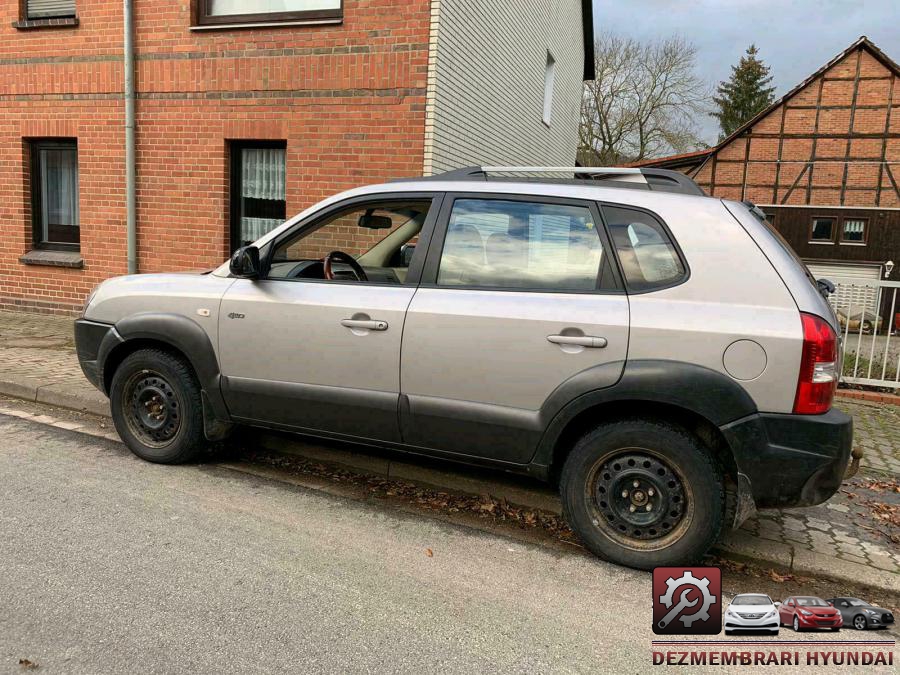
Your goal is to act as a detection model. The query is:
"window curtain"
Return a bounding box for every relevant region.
[42,148,78,239]
[844,220,865,234]
[240,147,285,242]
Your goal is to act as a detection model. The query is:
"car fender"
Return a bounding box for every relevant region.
[530,359,759,469]
[105,312,229,423]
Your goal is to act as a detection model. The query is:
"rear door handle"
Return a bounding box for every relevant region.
[341,319,388,331]
[547,334,607,348]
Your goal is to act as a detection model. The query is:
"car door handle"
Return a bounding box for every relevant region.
[341,319,388,331]
[547,334,607,348]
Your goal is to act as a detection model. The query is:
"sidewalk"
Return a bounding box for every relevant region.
[1,309,898,590]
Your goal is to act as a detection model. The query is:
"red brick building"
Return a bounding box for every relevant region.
[637,37,900,289]
[0,0,594,313]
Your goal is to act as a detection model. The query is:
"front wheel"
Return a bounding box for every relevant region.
[853,615,868,631]
[793,616,801,632]
[110,348,207,464]
[559,419,724,569]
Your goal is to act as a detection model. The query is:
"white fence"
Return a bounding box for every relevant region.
[826,278,900,389]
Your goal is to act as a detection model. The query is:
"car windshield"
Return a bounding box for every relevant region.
[796,597,828,607]
[733,595,771,606]
[847,599,868,607]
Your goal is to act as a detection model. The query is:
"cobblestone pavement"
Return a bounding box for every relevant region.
[0,309,898,579]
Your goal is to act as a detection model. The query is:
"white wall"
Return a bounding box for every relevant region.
[424,0,587,175]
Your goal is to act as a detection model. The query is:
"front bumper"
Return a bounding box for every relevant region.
[74,318,122,394]
[796,613,842,629]
[721,408,853,509]
[724,613,779,631]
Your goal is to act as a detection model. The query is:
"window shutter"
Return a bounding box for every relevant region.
[27,0,76,19]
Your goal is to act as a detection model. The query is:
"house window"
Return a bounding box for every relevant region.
[542,51,556,126]
[809,217,835,243]
[230,142,287,251]
[31,140,79,250]
[198,0,342,26]
[840,219,867,244]
[26,0,76,19]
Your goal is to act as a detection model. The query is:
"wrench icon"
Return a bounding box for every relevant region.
[657,588,698,629]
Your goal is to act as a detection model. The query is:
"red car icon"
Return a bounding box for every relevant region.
[778,596,843,632]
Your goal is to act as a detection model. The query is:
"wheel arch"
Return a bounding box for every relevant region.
[533,360,756,493]
[100,313,230,423]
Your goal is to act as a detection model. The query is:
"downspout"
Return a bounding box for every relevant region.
[124,0,137,274]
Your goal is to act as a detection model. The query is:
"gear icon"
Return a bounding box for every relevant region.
[659,570,717,627]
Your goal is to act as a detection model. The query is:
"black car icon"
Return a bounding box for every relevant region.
[826,598,895,631]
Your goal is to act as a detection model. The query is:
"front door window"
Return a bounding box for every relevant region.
[268,200,431,284]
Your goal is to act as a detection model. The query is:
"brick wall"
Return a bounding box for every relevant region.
[691,44,900,209]
[0,0,431,313]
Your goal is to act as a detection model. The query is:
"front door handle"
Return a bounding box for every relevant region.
[341,318,388,331]
[547,334,607,348]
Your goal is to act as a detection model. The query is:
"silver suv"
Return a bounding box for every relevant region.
[75,166,852,569]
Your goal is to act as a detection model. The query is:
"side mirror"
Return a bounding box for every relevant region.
[230,246,261,279]
[774,602,781,607]
[400,243,416,267]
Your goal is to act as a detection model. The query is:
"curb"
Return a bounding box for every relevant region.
[836,389,900,406]
[0,378,109,417]
[1,379,897,594]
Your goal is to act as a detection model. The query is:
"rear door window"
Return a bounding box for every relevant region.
[602,205,686,291]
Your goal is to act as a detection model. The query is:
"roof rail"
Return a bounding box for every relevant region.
[416,166,706,196]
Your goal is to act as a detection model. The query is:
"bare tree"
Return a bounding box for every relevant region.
[579,33,708,166]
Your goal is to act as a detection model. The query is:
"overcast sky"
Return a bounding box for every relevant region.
[592,0,900,144]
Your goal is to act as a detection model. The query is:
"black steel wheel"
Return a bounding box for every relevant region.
[560,418,724,569]
[591,450,689,545]
[110,349,207,464]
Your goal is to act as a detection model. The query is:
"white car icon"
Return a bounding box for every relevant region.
[724,594,780,636]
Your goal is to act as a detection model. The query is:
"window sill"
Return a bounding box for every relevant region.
[808,241,835,245]
[13,17,79,30]
[19,249,84,269]
[190,17,342,31]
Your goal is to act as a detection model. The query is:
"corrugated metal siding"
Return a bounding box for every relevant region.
[27,0,76,18]
[424,0,585,174]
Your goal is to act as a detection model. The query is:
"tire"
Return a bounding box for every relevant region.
[724,630,734,636]
[830,627,840,632]
[793,616,801,632]
[853,615,868,631]
[110,348,207,464]
[559,418,724,569]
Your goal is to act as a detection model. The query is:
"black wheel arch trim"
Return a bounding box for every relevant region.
[529,359,758,471]
[102,313,230,424]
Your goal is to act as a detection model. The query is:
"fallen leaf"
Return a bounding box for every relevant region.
[425,548,433,558]
[18,659,38,670]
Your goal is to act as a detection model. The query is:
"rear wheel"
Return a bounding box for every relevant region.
[559,418,724,569]
[110,349,207,464]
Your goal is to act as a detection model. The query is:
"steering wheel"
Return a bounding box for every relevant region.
[323,250,368,282]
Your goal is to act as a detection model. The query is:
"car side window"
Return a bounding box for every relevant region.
[268,199,431,284]
[603,205,686,292]
[436,198,613,292]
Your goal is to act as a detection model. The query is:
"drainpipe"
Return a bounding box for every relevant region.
[124,0,137,274]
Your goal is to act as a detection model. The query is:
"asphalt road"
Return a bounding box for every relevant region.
[0,414,648,674]
[1,415,895,674]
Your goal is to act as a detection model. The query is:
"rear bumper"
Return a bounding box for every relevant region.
[721,408,853,509]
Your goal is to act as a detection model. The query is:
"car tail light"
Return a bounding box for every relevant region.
[793,313,837,414]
